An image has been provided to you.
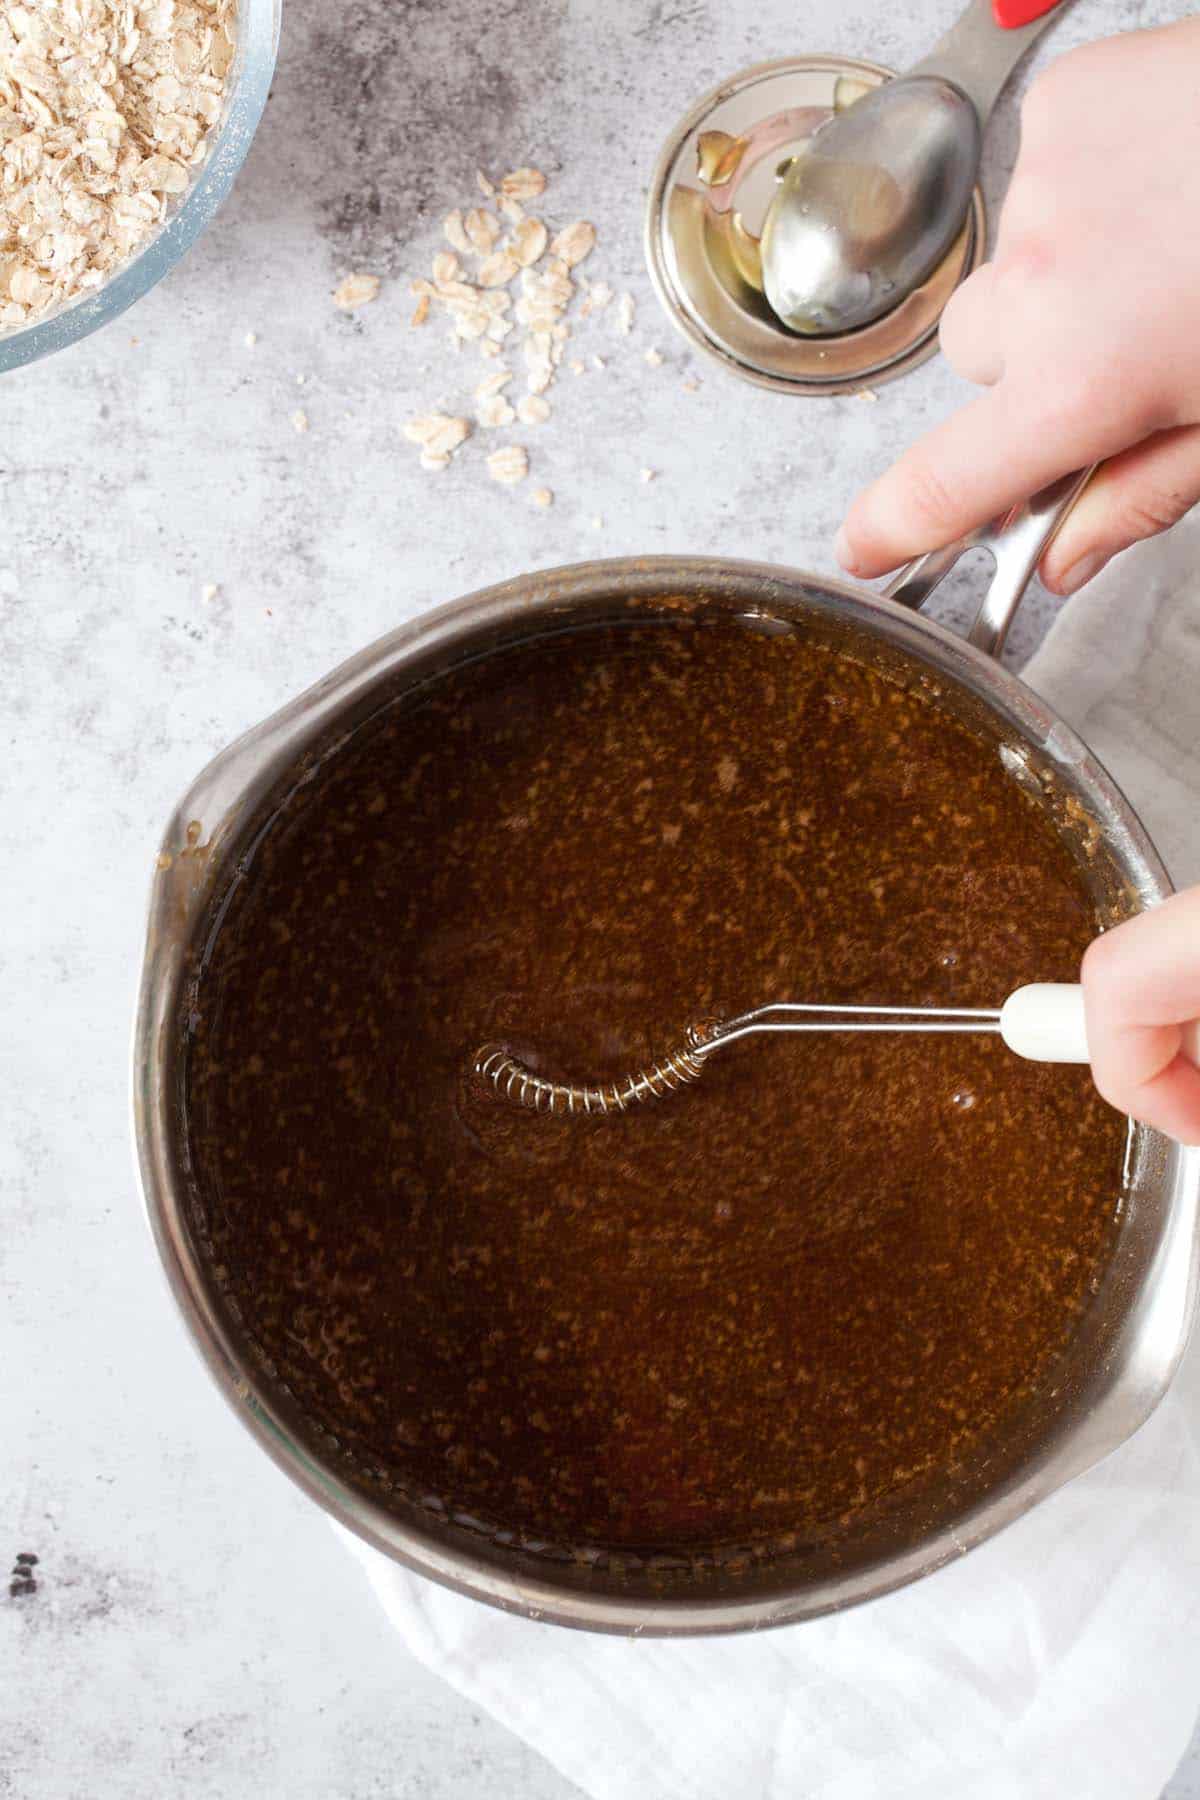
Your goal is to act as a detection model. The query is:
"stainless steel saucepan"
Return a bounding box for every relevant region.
[132,483,1200,1636]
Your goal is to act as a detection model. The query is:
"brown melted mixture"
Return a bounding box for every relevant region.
[184,614,1124,1557]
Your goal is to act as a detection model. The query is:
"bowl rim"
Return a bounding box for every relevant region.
[0,0,281,375]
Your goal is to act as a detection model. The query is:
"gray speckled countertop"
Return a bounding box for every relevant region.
[5,1,1198,1795]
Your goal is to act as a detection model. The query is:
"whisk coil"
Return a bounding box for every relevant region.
[473,1039,707,1116]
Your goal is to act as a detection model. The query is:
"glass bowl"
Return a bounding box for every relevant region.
[0,0,281,375]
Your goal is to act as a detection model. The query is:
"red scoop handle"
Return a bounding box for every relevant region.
[993,0,1063,26]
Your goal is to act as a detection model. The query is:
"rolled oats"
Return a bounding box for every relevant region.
[512,217,547,267]
[0,0,237,331]
[403,413,471,458]
[487,444,528,485]
[517,394,550,425]
[464,207,500,254]
[500,166,546,202]
[476,249,519,289]
[549,220,595,269]
[443,210,471,254]
[333,273,380,311]
[477,393,516,429]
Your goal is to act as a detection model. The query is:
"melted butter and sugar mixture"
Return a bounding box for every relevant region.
[183,613,1124,1558]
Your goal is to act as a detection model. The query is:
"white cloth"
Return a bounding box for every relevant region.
[341,521,1200,1800]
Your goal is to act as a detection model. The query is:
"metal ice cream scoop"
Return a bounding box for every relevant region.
[760,0,1069,336]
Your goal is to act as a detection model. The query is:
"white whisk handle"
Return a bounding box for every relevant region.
[1000,984,1090,1063]
[1000,982,1200,1067]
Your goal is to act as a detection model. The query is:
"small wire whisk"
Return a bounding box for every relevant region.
[472,986,1108,1119]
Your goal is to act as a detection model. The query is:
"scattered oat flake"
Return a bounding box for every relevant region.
[477,394,516,429]
[644,347,664,366]
[487,445,529,486]
[476,169,496,198]
[616,292,636,335]
[465,208,501,254]
[333,273,381,311]
[532,487,553,508]
[499,195,525,225]
[477,250,519,289]
[513,217,548,267]
[549,220,595,269]
[291,409,310,434]
[500,167,546,202]
[476,369,514,399]
[856,388,880,402]
[200,583,220,604]
[244,331,258,349]
[432,251,460,285]
[444,210,471,254]
[518,394,550,425]
[421,450,451,472]
[411,293,430,328]
[586,281,613,310]
[404,414,471,457]
[682,377,700,392]
[640,467,657,483]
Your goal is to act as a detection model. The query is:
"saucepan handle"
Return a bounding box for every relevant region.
[882,466,1093,660]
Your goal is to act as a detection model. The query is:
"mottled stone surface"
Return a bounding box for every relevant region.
[3,0,1194,1795]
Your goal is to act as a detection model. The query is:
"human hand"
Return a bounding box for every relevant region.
[836,19,1200,594]
[1082,888,1200,1146]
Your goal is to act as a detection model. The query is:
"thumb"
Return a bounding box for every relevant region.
[1082,889,1200,1146]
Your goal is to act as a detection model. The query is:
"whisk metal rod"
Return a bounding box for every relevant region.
[473,1002,1006,1118]
[699,1002,1003,1051]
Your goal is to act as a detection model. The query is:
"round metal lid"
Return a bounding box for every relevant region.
[645,55,986,396]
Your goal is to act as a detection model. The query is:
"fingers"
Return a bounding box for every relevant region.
[1039,425,1200,595]
[836,371,1132,579]
[938,264,1006,387]
[1082,891,1200,1145]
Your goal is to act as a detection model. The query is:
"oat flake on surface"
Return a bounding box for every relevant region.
[549,220,595,269]
[477,392,515,428]
[0,0,237,331]
[499,166,545,202]
[487,444,528,485]
[333,273,380,311]
[403,413,470,459]
[531,486,553,507]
